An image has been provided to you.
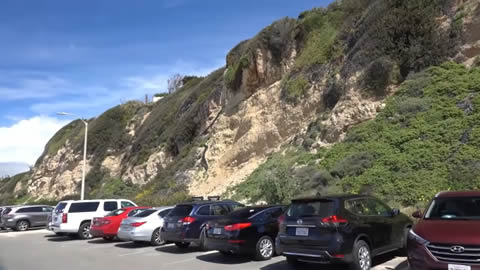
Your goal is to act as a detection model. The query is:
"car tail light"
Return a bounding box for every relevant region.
[277,215,285,224]
[322,215,348,225]
[332,254,345,258]
[62,213,68,223]
[228,240,246,244]
[179,216,196,225]
[102,219,111,225]
[130,222,146,227]
[224,223,252,231]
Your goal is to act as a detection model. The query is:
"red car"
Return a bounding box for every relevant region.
[90,207,149,240]
[408,191,480,270]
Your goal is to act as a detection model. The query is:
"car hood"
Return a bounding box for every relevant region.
[414,219,480,245]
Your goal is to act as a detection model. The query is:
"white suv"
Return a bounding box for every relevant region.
[50,199,136,239]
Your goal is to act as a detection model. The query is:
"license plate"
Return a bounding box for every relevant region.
[167,223,175,229]
[295,227,309,236]
[213,228,222,235]
[449,265,471,270]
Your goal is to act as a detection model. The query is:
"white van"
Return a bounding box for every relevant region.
[50,199,136,239]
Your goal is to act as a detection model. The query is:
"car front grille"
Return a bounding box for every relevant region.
[427,243,480,264]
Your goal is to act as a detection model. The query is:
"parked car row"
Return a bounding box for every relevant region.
[2,190,478,270]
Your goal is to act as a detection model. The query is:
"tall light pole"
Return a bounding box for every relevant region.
[57,112,88,200]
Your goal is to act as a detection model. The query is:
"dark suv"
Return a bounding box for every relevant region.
[276,195,412,270]
[408,191,480,270]
[162,198,243,250]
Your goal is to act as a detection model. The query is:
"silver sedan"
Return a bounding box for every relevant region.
[117,207,172,246]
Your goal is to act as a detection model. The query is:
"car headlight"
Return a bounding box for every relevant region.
[408,229,429,245]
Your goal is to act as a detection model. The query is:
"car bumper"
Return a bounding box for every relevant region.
[205,238,252,255]
[408,239,480,270]
[3,219,18,228]
[162,230,197,243]
[117,228,151,242]
[276,236,352,264]
[51,224,78,233]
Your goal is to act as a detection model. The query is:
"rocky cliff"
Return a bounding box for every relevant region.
[1,0,479,206]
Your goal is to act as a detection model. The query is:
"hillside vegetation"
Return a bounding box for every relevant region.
[230,63,480,207]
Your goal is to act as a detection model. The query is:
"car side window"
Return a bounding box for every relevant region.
[270,207,285,219]
[231,204,244,211]
[121,201,135,208]
[197,206,210,216]
[104,201,118,211]
[158,209,171,218]
[365,199,392,217]
[42,207,53,213]
[210,204,229,216]
[345,199,368,216]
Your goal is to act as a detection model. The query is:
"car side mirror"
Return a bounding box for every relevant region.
[391,208,400,216]
[412,210,423,219]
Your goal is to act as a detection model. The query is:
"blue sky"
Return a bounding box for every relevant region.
[0,0,333,171]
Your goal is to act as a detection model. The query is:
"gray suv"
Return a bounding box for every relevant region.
[1,205,54,231]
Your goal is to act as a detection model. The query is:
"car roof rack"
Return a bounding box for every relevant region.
[207,196,220,201]
[191,196,204,201]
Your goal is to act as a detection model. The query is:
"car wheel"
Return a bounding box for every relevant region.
[254,236,274,261]
[350,240,372,270]
[175,242,190,249]
[103,236,114,241]
[78,222,92,240]
[198,228,208,251]
[150,228,165,246]
[16,220,30,231]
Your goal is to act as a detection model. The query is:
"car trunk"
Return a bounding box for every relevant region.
[164,205,193,232]
[51,202,68,227]
[281,199,340,248]
[207,217,246,240]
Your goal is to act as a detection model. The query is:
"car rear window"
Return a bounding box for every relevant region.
[55,203,68,213]
[230,207,266,218]
[2,208,12,215]
[170,205,193,216]
[106,209,126,217]
[287,200,336,218]
[68,202,100,213]
[425,196,480,220]
[133,209,156,217]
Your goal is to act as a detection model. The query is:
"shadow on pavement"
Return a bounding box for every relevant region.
[47,236,81,242]
[88,238,121,244]
[155,244,201,254]
[196,252,253,265]
[114,242,151,249]
[394,260,409,270]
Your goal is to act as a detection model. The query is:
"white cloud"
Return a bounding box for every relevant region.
[0,116,69,164]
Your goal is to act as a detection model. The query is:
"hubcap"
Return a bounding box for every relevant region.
[259,239,273,258]
[19,222,28,231]
[154,231,162,244]
[83,225,91,238]
[358,246,371,270]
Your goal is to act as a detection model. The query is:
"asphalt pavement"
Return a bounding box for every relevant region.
[0,229,408,270]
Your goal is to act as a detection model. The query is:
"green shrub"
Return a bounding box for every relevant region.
[225,56,249,90]
[330,152,375,179]
[364,57,400,96]
[282,75,310,103]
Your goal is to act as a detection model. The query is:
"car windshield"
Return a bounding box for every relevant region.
[54,203,67,213]
[229,207,266,218]
[287,200,336,218]
[106,209,126,217]
[133,209,156,217]
[425,196,480,220]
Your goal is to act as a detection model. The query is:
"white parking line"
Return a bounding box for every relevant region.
[118,250,150,257]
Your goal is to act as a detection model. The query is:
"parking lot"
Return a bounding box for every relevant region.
[0,229,408,270]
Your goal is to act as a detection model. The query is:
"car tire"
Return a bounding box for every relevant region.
[198,228,208,251]
[78,222,92,240]
[16,220,30,231]
[103,236,114,241]
[254,236,275,261]
[150,228,165,246]
[350,240,372,270]
[175,242,190,249]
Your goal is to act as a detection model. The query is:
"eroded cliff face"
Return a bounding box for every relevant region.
[6,0,479,203]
